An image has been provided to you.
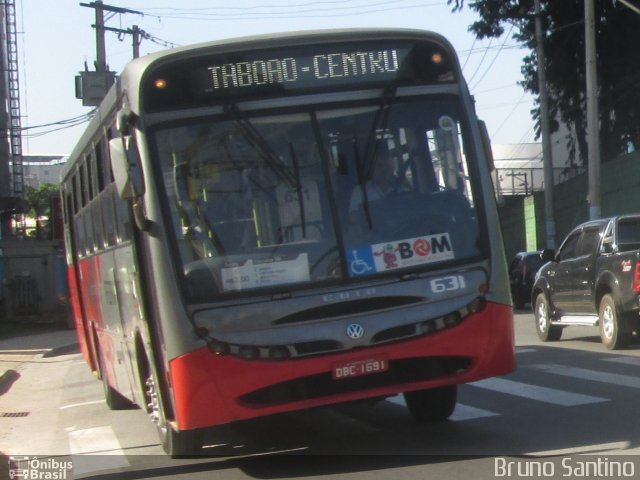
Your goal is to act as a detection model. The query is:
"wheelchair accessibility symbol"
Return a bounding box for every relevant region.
[348,249,374,276]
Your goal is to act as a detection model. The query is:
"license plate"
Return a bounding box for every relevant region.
[332,354,389,380]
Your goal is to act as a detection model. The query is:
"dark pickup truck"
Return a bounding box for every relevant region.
[531,214,640,349]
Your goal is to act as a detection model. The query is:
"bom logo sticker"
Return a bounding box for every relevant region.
[347,233,454,276]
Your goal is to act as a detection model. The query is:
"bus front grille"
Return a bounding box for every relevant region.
[237,356,472,407]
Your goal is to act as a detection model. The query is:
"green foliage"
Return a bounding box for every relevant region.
[25,183,59,218]
[448,0,640,166]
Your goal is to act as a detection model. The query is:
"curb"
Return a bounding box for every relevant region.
[42,343,80,358]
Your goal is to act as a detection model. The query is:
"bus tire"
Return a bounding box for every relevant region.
[162,424,203,459]
[534,292,562,341]
[143,363,202,457]
[403,385,457,423]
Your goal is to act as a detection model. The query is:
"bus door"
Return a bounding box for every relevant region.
[110,190,145,402]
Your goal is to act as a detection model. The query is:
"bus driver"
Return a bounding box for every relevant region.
[349,149,409,229]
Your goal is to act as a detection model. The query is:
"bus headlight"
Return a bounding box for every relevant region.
[268,346,291,359]
[466,296,487,314]
[238,346,260,360]
[208,340,230,355]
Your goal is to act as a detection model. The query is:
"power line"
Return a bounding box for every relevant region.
[488,91,528,139]
[21,111,96,139]
[137,0,445,20]
[465,37,494,86]
[469,25,514,91]
[142,0,443,15]
[21,112,95,131]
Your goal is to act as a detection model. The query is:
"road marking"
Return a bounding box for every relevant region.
[469,377,608,406]
[529,363,640,389]
[60,399,105,410]
[602,356,640,366]
[387,395,499,421]
[450,404,500,421]
[68,426,129,475]
[516,348,537,354]
[527,441,630,456]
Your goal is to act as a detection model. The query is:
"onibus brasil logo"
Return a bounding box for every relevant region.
[8,456,73,480]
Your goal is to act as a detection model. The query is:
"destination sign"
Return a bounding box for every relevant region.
[143,38,456,112]
[207,49,401,91]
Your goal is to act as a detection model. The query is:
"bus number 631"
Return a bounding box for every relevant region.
[430,275,466,293]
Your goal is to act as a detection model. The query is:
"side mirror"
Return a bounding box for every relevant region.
[109,136,144,200]
[541,249,555,263]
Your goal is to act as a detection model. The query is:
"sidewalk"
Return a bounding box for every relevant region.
[0,327,79,393]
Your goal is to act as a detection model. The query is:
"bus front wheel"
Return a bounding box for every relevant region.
[403,385,457,423]
[143,363,202,457]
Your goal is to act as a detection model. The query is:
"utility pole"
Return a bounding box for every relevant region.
[534,0,556,249]
[93,0,107,72]
[76,1,144,106]
[132,25,141,58]
[585,0,600,220]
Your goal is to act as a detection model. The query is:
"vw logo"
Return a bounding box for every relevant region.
[346,323,365,340]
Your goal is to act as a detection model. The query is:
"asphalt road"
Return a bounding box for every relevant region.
[3,310,640,479]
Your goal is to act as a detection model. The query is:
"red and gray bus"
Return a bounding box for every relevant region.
[60,29,515,456]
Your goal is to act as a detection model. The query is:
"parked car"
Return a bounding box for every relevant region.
[531,214,640,349]
[508,251,545,309]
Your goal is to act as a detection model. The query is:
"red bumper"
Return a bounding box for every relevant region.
[169,301,515,430]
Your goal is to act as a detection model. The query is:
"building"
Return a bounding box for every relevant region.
[493,139,584,199]
[493,143,543,197]
[19,154,67,188]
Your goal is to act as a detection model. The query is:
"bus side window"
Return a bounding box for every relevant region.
[91,200,104,252]
[102,189,117,247]
[95,140,106,193]
[113,192,133,243]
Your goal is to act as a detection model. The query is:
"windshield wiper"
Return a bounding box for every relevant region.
[356,85,397,230]
[224,103,297,189]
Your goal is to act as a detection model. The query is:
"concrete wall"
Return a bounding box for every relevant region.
[500,150,640,259]
[0,239,69,323]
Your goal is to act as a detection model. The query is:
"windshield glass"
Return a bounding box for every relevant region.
[154,97,484,300]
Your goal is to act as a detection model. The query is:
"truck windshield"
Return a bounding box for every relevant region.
[154,96,485,300]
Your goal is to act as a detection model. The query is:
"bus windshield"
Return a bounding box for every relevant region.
[155,96,484,300]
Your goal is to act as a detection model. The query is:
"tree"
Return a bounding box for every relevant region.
[25,183,59,238]
[25,183,59,218]
[448,0,640,167]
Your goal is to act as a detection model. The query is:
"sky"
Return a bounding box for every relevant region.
[17,0,538,155]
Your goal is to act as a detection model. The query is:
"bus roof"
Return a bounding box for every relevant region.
[119,28,457,109]
[62,28,457,181]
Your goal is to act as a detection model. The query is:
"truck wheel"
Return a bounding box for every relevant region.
[534,293,562,341]
[599,294,628,350]
[403,385,457,423]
